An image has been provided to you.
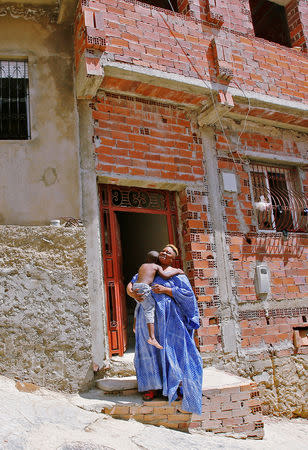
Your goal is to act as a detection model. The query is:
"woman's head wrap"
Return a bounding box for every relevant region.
[166,244,179,256]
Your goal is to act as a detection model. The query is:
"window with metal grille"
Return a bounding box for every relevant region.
[0,60,30,140]
[251,163,308,233]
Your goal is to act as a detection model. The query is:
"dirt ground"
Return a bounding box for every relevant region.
[0,375,307,450]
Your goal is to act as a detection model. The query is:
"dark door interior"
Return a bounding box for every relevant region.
[116,211,169,350]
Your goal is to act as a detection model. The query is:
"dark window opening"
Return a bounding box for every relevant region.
[249,0,291,47]
[0,60,30,140]
[293,326,308,352]
[140,0,178,12]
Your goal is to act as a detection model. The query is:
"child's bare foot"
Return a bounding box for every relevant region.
[147,337,163,349]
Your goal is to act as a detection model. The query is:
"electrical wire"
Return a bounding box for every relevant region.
[225,4,251,165]
[159,11,239,171]
[158,0,252,172]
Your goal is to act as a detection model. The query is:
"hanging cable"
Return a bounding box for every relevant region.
[159,0,252,172]
[225,4,251,165]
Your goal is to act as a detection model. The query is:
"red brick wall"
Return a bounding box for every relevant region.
[91,97,308,357]
[172,127,308,355]
[230,233,308,302]
[92,93,220,353]
[77,1,308,361]
[215,129,308,299]
[240,311,308,353]
[214,129,308,355]
[178,188,222,353]
[286,0,307,51]
[202,0,254,34]
[75,0,308,103]
[93,93,204,182]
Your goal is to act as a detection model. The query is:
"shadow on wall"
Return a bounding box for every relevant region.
[241,234,305,265]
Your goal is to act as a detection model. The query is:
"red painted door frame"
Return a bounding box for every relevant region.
[99,184,181,357]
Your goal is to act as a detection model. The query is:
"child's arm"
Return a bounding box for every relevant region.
[156,265,184,279]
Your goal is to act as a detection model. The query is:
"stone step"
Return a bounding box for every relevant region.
[96,376,138,394]
[98,351,136,378]
[93,367,264,439]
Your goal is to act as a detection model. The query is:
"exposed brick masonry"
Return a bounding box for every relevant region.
[75,0,308,102]
[93,93,204,182]
[286,0,308,51]
[102,380,264,438]
[74,0,308,418]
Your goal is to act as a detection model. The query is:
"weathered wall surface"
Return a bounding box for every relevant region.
[205,352,308,419]
[0,225,93,392]
[0,15,81,225]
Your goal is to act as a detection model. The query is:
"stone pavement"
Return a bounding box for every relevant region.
[0,375,307,450]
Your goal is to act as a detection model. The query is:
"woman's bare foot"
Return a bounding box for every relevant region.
[147,337,163,349]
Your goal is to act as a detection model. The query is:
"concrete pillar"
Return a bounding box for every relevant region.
[77,100,109,368]
[200,128,240,354]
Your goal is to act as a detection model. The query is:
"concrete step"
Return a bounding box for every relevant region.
[97,351,136,379]
[96,376,138,394]
[93,367,264,439]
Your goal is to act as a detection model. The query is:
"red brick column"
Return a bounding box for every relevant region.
[286,0,307,52]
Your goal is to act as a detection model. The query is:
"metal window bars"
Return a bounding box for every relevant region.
[251,163,308,233]
[0,60,30,140]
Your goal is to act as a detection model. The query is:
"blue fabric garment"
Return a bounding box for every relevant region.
[132,273,203,415]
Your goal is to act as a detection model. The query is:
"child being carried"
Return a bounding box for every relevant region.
[133,250,183,349]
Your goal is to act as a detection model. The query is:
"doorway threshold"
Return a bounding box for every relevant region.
[107,349,136,377]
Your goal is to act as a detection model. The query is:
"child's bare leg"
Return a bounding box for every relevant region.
[147,323,163,349]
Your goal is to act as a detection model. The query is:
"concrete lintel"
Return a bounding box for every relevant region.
[101,58,211,98]
[244,150,308,166]
[101,59,308,116]
[97,174,187,192]
[198,103,231,127]
[57,0,77,24]
[225,111,308,134]
[229,90,308,115]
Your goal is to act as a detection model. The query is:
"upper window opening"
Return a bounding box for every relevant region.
[251,164,308,233]
[249,0,291,47]
[0,60,30,140]
[140,0,178,13]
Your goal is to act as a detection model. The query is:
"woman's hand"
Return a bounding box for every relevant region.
[151,284,166,294]
[152,284,173,297]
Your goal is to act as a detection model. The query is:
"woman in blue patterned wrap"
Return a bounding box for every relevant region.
[127,244,203,415]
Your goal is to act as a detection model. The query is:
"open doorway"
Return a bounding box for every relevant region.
[100,184,180,356]
[116,211,169,350]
